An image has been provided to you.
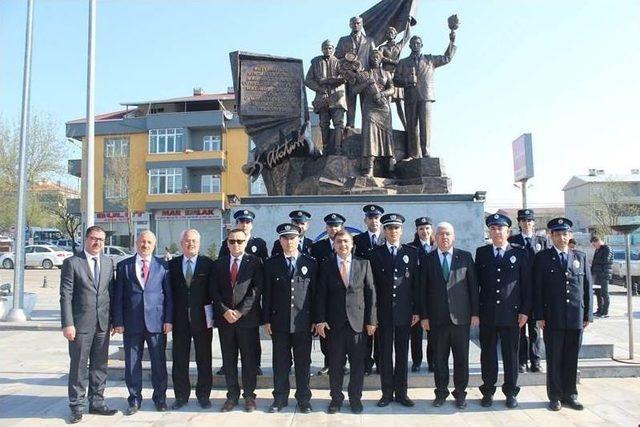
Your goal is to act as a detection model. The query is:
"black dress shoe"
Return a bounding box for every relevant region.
[350,400,363,414]
[562,398,584,411]
[89,406,117,416]
[216,367,225,375]
[432,397,445,407]
[125,405,139,416]
[396,395,415,407]
[548,400,561,411]
[455,397,467,409]
[364,367,372,376]
[480,395,493,407]
[317,366,329,376]
[377,395,392,407]
[327,401,341,414]
[257,367,263,376]
[298,402,312,413]
[198,399,211,409]
[411,364,420,372]
[268,401,287,413]
[506,396,518,408]
[428,365,434,372]
[172,399,188,410]
[530,364,542,373]
[519,364,527,373]
[155,402,168,412]
[69,412,83,424]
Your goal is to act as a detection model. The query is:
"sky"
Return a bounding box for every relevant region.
[1,0,639,211]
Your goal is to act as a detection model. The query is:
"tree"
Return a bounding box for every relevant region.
[0,114,67,231]
[46,194,82,252]
[588,180,640,235]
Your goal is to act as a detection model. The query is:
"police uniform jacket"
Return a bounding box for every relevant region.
[353,231,383,258]
[508,233,547,260]
[219,236,269,261]
[533,248,593,330]
[475,244,531,327]
[311,238,334,262]
[262,253,317,333]
[368,244,420,326]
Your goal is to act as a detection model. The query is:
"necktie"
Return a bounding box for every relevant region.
[340,259,349,287]
[525,237,532,249]
[390,245,396,260]
[496,247,503,260]
[230,257,239,286]
[299,240,304,252]
[442,252,450,281]
[141,259,149,285]
[185,259,193,287]
[560,252,567,270]
[423,243,429,253]
[372,234,378,246]
[287,256,295,279]
[93,257,100,285]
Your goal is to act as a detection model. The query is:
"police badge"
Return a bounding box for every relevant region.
[403,255,409,264]
[301,266,308,275]
[535,243,541,251]
[510,255,516,264]
[251,245,257,253]
[573,259,580,269]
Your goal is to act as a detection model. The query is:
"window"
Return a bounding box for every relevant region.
[104,177,127,199]
[148,128,184,154]
[148,168,183,194]
[203,134,222,151]
[105,138,129,157]
[201,175,221,193]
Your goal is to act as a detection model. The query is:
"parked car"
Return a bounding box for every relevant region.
[54,239,81,253]
[611,249,640,282]
[104,245,133,264]
[0,244,73,269]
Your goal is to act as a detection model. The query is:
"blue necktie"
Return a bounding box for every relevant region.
[496,247,503,260]
[560,252,567,270]
[287,256,295,278]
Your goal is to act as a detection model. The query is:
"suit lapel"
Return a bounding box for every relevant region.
[446,249,459,289]
[80,252,96,287]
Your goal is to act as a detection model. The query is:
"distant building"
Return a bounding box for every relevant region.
[563,169,640,233]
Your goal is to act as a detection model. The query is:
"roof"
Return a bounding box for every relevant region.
[563,174,640,191]
[120,92,235,106]
[67,109,132,124]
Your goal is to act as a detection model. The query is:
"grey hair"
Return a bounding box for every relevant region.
[136,229,157,242]
[180,229,201,242]
[435,222,454,234]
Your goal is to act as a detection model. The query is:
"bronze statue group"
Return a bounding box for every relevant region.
[60,205,592,422]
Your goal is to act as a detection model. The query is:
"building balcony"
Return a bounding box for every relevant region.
[145,192,225,210]
[146,150,226,171]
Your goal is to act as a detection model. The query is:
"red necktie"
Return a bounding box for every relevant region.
[142,259,149,284]
[230,257,239,286]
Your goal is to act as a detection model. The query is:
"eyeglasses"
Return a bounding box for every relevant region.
[228,239,246,245]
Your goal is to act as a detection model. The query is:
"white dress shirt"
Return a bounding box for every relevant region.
[493,244,509,257]
[84,250,101,280]
[437,247,453,267]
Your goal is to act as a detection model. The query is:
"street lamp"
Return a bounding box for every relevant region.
[610,222,640,360]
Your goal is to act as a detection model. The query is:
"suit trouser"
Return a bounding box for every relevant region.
[543,328,582,401]
[431,322,470,399]
[479,324,520,397]
[595,280,610,315]
[123,330,167,406]
[519,319,542,366]
[172,327,212,402]
[218,324,258,401]
[271,331,312,404]
[403,95,432,158]
[67,325,109,412]
[327,322,365,403]
[410,324,434,368]
[378,324,411,398]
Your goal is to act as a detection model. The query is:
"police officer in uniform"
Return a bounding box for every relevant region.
[311,213,347,375]
[263,224,317,414]
[218,209,268,376]
[271,211,314,256]
[476,214,531,408]
[353,204,384,375]
[534,217,592,411]
[409,216,435,372]
[508,208,547,373]
[368,213,420,407]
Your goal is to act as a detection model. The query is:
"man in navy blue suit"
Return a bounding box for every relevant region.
[112,230,173,415]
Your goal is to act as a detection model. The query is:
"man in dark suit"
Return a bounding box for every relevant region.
[368,213,420,408]
[590,235,613,318]
[311,212,347,375]
[353,204,384,375]
[508,208,547,373]
[409,216,435,372]
[421,221,479,409]
[334,15,375,128]
[60,226,117,424]
[210,228,263,413]
[316,230,377,414]
[218,209,267,376]
[263,223,317,413]
[534,218,592,412]
[112,230,173,415]
[168,229,215,410]
[476,214,531,409]
[271,210,314,256]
